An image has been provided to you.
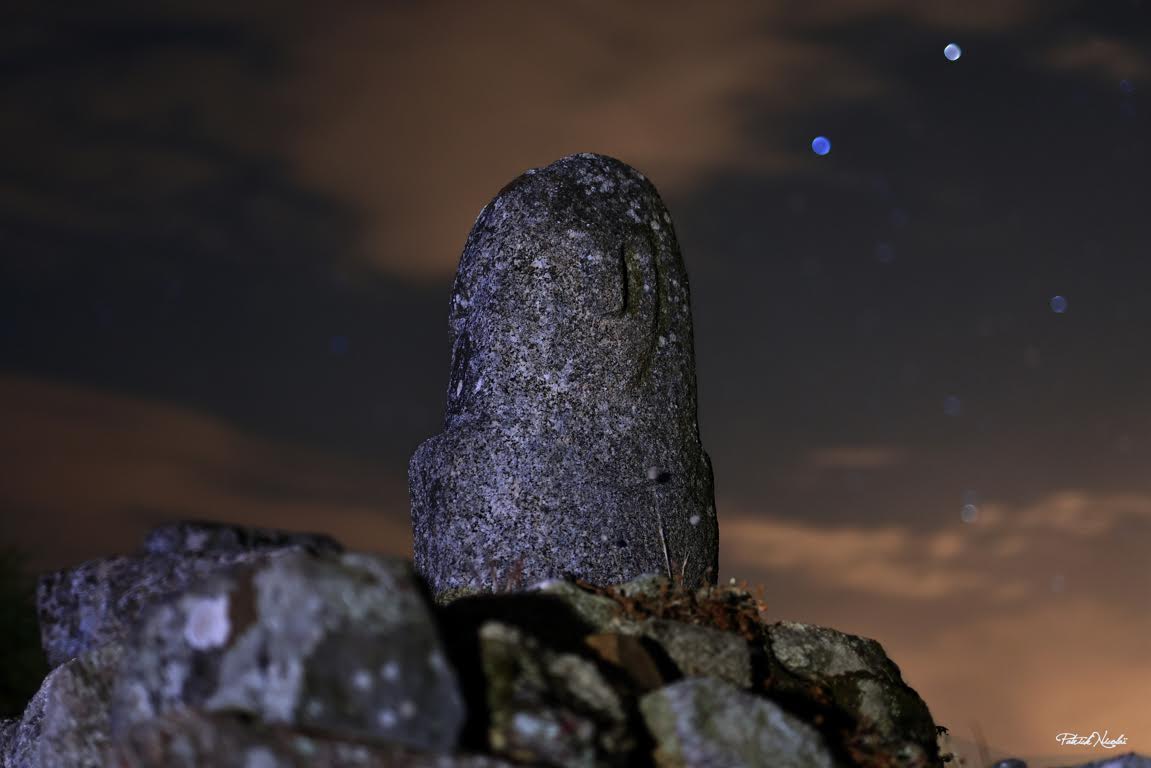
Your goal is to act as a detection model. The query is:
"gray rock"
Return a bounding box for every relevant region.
[111,711,519,768]
[38,549,293,669]
[639,677,840,768]
[530,580,626,632]
[109,551,464,754]
[0,718,18,763]
[5,643,122,768]
[533,575,753,688]
[38,522,344,669]
[639,619,752,689]
[479,620,630,767]
[410,153,718,595]
[765,620,938,765]
[144,520,342,556]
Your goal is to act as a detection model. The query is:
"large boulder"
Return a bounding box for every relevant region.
[479,621,631,767]
[764,621,939,766]
[37,522,341,668]
[109,551,465,754]
[533,574,758,689]
[640,677,840,768]
[410,153,719,596]
[3,547,967,768]
[638,619,752,689]
[143,520,342,556]
[527,578,941,766]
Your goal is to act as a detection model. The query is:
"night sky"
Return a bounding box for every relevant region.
[3,2,1150,763]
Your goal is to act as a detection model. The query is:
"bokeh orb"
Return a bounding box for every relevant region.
[811,136,831,156]
[944,43,962,61]
[1050,295,1068,313]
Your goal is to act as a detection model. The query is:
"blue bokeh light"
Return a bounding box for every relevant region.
[330,335,349,355]
[943,395,962,417]
[1121,79,1135,94]
[944,43,962,61]
[1050,295,1068,314]
[811,136,831,156]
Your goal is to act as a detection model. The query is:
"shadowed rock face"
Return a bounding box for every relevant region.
[109,551,466,754]
[37,524,342,670]
[410,153,718,595]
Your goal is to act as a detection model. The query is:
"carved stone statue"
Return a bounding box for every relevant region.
[409,153,718,595]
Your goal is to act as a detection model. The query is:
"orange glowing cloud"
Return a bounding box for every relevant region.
[717,488,1151,762]
[0,376,411,570]
[274,0,1065,279]
[807,444,906,470]
[721,486,1151,600]
[1044,37,1150,83]
[280,2,889,277]
[897,596,1151,765]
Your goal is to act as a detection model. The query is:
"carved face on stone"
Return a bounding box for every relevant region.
[444,153,698,434]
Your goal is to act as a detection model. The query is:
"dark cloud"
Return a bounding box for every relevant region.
[0,375,411,571]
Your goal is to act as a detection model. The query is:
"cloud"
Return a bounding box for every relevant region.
[277,0,1064,279]
[280,2,890,277]
[793,0,1043,29]
[893,596,1151,764]
[807,444,905,470]
[1043,37,1149,83]
[722,516,989,599]
[720,487,1151,601]
[719,486,1151,761]
[0,375,411,569]
[7,1,1062,280]
[981,489,1151,536]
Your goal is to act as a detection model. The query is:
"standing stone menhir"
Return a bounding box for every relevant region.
[410,153,718,595]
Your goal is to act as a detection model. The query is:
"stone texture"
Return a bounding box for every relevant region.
[410,153,718,595]
[4,643,122,768]
[3,539,954,768]
[111,711,519,768]
[0,718,18,764]
[639,619,752,689]
[144,520,342,557]
[639,677,840,768]
[479,621,631,767]
[765,620,939,766]
[533,575,753,688]
[110,551,465,754]
[529,580,629,632]
[37,523,343,669]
